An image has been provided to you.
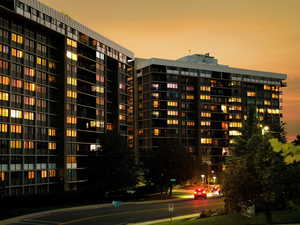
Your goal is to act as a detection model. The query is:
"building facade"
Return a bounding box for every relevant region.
[135,54,287,177]
[0,0,134,196]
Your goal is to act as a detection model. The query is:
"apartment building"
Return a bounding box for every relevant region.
[135,54,287,176]
[0,0,134,196]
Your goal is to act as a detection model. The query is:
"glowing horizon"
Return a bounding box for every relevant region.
[41,0,300,140]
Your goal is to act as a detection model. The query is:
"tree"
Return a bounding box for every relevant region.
[262,113,287,143]
[292,135,300,146]
[88,133,139,197]
[270,139,300,164]
[223,107,287,224]
[141,139,195,197]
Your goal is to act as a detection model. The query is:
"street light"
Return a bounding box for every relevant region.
[213,176,216,184]
[201,174,205,184]
[262,126,269,135]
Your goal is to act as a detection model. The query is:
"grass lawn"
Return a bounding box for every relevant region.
[151,209,300,225]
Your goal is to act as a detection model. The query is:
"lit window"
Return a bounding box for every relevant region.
[0,75,10,85]
[24,97,35,106]
[48,128,56,136]
[11,48,23,58]
[24,141,34,149]
[41,170,47,178]
[67,38,77,48]
[66,116,77,124]
[0,124,8,133]
[264,100,271,106]
[201,112,211,118]
[0,108,9,117]
[28,171,35,179]
[229,122,243,128]
[119,104,126,110]
[10,125,22,134]
[229,106,242,111]
[10,109,22,118]
[229,130,242,136]
[201,138,212,144]
[153,128,160,136]
[186,95,194,100]
[0,172,5,181]
[167,120,178,125]
[48,142,56,150]
[152,83,159,90]
[152,93,159,98]
[24,112,34,120]
[264,85,271,90]
[167,101,178,107]
[66,51,78,61]
[167,110,178,116]
[152,111,160,117]
[24,82,36,92]
[272,94,279,99]
[187,121,195,126]
[24,67,35,77]
[200,121,211,126]
[67,90,77,99]
[228,97,241,103]
[0,91,9,101]
[67,77,77,86]
[11,33,23,44]
[167,83,178,89]
[247,92,256,97]
[119,115,126,121]
[66,129,77,137]
[10,140,22,149]
[200,86,211,91]
[48,169,56,177]
[200,95,211,100]
[153,100,159,108]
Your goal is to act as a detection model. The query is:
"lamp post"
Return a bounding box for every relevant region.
[262,126,269,135]
[201,174,205,184]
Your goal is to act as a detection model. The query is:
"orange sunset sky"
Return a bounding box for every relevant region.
[41,0,300,140]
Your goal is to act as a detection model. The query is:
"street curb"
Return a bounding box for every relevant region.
[128,213,199,225]
[0,198,189,225]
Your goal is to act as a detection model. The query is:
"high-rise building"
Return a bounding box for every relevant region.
[0,0,134,196]
[135,54,287,176]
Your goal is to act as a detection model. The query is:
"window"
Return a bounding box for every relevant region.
[152,93,159,99]
[119,104,126,110]
[247,91,256,97]
[229,106,242,111]
[167,120,178,125]
[24,141,34,149]
[0,44,9,54]
[272,93,279,99]
[41,170,47,178]
[152,83,159,90]
[10,140,22,149]
[96,97,104,105]
[48,129,56,136]
[167,83,178,89]
[0,59,9,71]
[200,95,211,101]
[201,112,211,118]
[167,101,178,107]
[0,91,9,101]
[66,51,78,61]
[24,97,35,106]
[186,95,194,100]
[0,108,9,117]
[24,82,35,92]
[264,100,271,106]
[200,121,211,126]
[24,112,34,120]
[12,79,23,88]
[187,121,195,126]
[48,142,56,150]
[0,172,5,181]
[0,75,10,85]
[11,48,23,58]
[201,138,212,144]
[24,67,35,77]
[152,111,159,117]
[11,109,22,118]
[67,90,77,99]
[48,61,56,70]
[11,33,23,44]
[186,86,194,91]
[0,124,8,133]
[153,100,159,108]
[119,115,126,121]
[200,86,211,91]
[92,86,104,93]
[167,110,178,116]
[10,125,22,134]
[264,85,271,90]
[229,130,242,136]
[67,38,77,48]
[48,169,56,177]
[67,77,77,86]
[229,97,241,103]
[229,122,243,128]
[66,129,77,137]
[96,74,104,82]
[28,171,35,179]
[153,128,160,136]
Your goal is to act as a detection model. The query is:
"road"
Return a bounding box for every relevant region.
[4,197,224,225]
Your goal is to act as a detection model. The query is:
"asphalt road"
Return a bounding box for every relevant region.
[5,198,224,225]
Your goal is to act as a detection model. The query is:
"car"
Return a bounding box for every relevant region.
[194,188,207,200]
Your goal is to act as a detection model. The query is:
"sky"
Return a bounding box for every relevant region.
[41,0,300,140]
